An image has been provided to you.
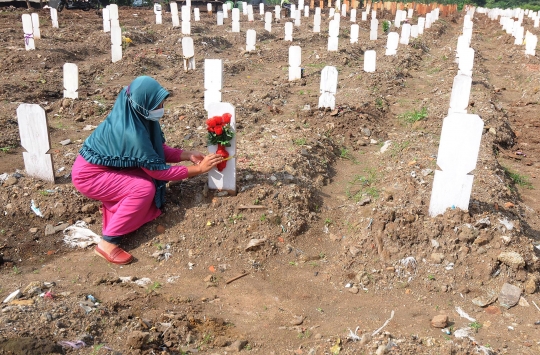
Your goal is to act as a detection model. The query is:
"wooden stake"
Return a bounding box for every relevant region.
[226,272,249,284]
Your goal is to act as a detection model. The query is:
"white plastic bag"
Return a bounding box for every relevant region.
[63,221,101,248]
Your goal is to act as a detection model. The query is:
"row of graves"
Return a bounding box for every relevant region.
[15,2,536,216]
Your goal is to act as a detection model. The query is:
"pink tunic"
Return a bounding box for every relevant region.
[72,144,188,237]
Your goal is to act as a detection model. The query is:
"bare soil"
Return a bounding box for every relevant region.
[0,5,539,355]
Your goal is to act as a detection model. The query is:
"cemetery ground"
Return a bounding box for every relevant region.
[1,5,540,355]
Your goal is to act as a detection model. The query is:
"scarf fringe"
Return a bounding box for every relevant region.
[79,146,169,171]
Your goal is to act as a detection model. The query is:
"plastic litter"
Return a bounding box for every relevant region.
[0,173,8,183]
[456,306,476,322]
[59,340,86,349]
[134,278,152,287]
[372,310,395,336]
[87,295,97,303]
[347,326,361,341]
[63,221,102,248]
[498,218,514,231]
[30,200,44,218]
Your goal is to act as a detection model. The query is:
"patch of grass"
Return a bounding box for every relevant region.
[297,330,312,339]
[289,261,297,266]
[293,138,307,146]
[147,281,161,293]
[375,97,385,110]
[390,140,410,158]
[382,20,390,33]
[0,146,14,152]
[339,147,351,160]
[12,266,21,275]
[91,344,105,355]
[260,214,267,222]
[346,169,379,201]
[398,107,428,124]
[503,167,533,189]
[427,274,435,280]
[324,218,332,225]
[469,321,482,333]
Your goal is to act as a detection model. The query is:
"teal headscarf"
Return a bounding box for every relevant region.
[79,76,170,208]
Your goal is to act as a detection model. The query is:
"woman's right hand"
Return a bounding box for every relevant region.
[198,154,223,174]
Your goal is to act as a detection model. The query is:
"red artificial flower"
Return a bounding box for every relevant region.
[216,144,229,172]
[222,113,231,124]
[206,118,215,127]
[214,126,223,135]
[207,126,215,133]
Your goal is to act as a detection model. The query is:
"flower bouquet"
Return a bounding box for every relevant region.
[207,113,234,172]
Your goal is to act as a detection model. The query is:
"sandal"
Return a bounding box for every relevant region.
[94,245,133,265]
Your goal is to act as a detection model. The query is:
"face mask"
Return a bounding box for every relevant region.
[146,108,164,121]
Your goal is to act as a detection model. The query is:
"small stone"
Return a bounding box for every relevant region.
[29,228,38,234]
[59,139,71,146]
[370,139,378,144]
[504,202,514,208]
[216,191,229,197]
[349,246,361,257]
[314,333,322,339]
[290,316,304,325]
[361,128,371,136]
[348,286,359,294]
[10,299,34,306]
[40,312,53,322]
[156,225,166,234]
[497,251,525,270]
[83,217,94,224]
[81,203,98,214]
[245,174,254,181]
[127,331,149,349]
[359,333,371,345]
[376,345,387,355]
[489,127,496,135]
[431,314,448,328]
[485,305,501,315]
[61,98,71,108]
[524,276,537,294]
[226,340,248,352]
[3,176,17,186]
[518,297,530,307]
[499,283,522,309]
[44,224,55,236]
[430,253,444,264]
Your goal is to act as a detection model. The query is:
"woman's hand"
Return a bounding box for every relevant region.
[197,154,223,174]
[188,151,206,165]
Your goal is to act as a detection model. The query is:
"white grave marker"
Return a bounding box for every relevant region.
[341,3,346,17]
[207,3,212,14]
[247,5,254,21]
[17,104,55,183]
[31,13,40,39]
[154,3,162,24]
[385,32,399,55]
[394,10,401,28]
[458,47,474,77]
[265,12,272,32]
[102,7,110,32]
[285,22,293,41]
[350,8,356,22]
[109,4,119,28]
[361,11,367,21]
[182,6,191,34]
[260,3,264,15]
[448,74,472,115]
[350,24,359,43]
[304,5,309,17]
[407,8,413,18]
[400,23,411,45]
[328,19,339,51]
[217,11,224,25]
[525,34,537,55]
[429,113,484,216]
[290,4,296,18]
[418,16,425,34]
[22,14,35,50]
[171,2,180,27]
[50,7,59,28]
[411,24,419,38]
[319,66,338,109]
[313,13,321,32]
[275,5,281,20]
[223,4,229,18]
[232,8,240,32]
[329,7,335,18]
[63,63,78,99]
[364,50,376,72]
[194,8,201,21]
[204,59,223,111]
[207,103,236,194]
[246,29,256,51]
[370,18,378,40]
[371,10,376,18]
[295,9,301,26]
[289,45,302,81]
[111,25,122,63]
[242,2,248,15]
[182,37,195,71]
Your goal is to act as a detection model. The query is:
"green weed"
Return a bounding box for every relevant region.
[398,107,428,124]
[390,141,410,158]
[147,281,161,293]
[293,138,307,146]
[382,20,390,33]
[469,321,482,333]
[346,169,379,201]
[12,266,21,275]
[503,167,533,189]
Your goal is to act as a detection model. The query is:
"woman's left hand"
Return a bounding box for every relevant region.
[189,151,205,165]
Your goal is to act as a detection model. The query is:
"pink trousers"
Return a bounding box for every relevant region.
[72,155,161,237]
